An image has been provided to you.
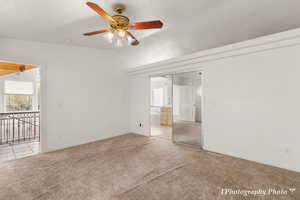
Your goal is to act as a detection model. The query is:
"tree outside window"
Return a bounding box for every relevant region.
[4,80,34,112]
[5,95,33,111]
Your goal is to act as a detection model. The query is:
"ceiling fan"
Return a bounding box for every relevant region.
[83,2,163,46]
[0,62,39,77]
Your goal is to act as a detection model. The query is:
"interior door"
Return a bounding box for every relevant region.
[172,72,202,147]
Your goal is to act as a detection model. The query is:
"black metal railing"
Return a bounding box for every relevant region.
[0,111,40,145]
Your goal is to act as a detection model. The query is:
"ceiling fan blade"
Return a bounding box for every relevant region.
[83,29,110,36]
[86,2,115,23]
[126,31,140,46]
[130,20,163,30]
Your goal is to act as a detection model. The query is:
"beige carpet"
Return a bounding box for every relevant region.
[173,121,202,146]
[151,122,202,147]
[0,133,299,200]
[151,125,172,139]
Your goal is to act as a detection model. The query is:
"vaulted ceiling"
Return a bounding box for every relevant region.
[1,0,300,68]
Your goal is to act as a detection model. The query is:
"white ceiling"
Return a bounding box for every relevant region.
[1,0,300,68]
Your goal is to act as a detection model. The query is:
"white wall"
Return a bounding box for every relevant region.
[0,38,129,152]
[202,44,300,172]
[128,29,300,172]
[129,76,150,136]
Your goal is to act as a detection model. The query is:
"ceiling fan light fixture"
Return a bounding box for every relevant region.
[116,38,123,47]
[108,29,129,47]
[112,35,127,47]
[106,31,114,43]
[117,30,126,38]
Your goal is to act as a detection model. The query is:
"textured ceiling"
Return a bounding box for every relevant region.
[1,0,300,68]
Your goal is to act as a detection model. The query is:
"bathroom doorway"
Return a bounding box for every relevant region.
[150,75,172,140]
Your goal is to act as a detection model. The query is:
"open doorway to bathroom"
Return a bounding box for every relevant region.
[150,75,172,140]
[0,61,41,162]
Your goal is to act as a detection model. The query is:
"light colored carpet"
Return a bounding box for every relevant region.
[152,121,202,146]
[173,121,202,146]
[151,125,172,139]
[0,133,299,200]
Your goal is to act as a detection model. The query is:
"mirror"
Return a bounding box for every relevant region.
[172,72,202,147]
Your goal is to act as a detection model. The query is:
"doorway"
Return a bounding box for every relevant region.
[0,62,41,162]
[172,71,202,147]
[150,75,172,139]
[149,72,203,147]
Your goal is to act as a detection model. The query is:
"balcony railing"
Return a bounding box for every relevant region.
[0,111,40,145]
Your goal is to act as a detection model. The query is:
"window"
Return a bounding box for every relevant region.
[5,95,33,111]
[5,81,33,95]
[4,81,34,112]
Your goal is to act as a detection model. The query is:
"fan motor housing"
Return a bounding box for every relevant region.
[111,15,130,30]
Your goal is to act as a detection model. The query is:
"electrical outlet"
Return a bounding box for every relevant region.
[138,122,142,127]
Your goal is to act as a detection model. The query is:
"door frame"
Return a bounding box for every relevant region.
[0,58,47,153]
[148,70,204,149]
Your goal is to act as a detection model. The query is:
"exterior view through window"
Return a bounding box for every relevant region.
[4,80,34,112]
[4,94,33,111]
